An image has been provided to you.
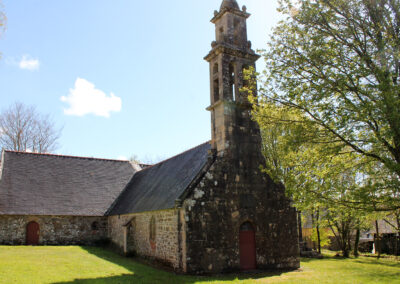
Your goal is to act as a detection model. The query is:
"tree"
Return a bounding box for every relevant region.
[246,95,367,256]
[245,72,377,256]
[255,0,400,211]
[0,102,61,153]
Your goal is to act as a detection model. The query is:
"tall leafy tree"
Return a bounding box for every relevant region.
[254,0,400,211]
[247,98,372,257]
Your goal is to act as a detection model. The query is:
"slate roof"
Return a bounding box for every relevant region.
[108,142,211,215]
[0,151,138,216]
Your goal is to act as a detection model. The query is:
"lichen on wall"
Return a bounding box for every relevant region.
[108,209,181,270]
[0,215,107,245]
[183,152,300,274]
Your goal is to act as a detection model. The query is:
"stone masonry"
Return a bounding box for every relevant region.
[108,209,181,269]
[0,215,107,245]
[176,0,300,273]
[181,155,299,273]
[0,1,299,275]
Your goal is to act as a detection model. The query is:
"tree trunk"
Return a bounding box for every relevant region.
[316,210,321,254]
[342,221,350,258]
[348,229,352,252]
[396,215,400,258]
[298,210,304,250]
[354,228,360,257]
[375,220,381,259]
[311,212,316,251]
[343,243,350,258]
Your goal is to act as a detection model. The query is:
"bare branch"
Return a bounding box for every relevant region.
[0,102,61,153]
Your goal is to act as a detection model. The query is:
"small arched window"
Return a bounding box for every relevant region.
[91,221,99,231]
[149,216,156,242]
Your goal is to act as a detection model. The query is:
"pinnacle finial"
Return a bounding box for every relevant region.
[220,0,240,11]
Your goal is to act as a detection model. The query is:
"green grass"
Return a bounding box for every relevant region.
[0,246,399,283]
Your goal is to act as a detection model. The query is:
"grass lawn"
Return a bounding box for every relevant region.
[0,246,399,283]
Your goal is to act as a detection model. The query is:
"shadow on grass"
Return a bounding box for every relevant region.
[299,254,400,283]
[353,258,400,268]
[301,254,400,267]
[300,254,338,263]
[53,246,289,284]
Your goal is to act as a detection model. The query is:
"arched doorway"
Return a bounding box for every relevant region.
[26,221,40,245]
[239,221,256,270]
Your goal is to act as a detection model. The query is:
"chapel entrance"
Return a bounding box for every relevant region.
[26,221,40,245]
[239,222,256,270]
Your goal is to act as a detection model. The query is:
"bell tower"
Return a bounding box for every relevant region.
[205,0,260,155]
[182,1,300,273]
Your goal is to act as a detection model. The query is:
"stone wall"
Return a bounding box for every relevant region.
[182,151,300,274]
[108,209,181,270]
[0,215,107,245]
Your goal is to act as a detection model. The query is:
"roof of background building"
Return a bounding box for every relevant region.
[108,142,211,216]
[0,151,138,216]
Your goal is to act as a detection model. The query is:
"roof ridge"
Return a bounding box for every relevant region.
[4,150,132,163]
[138,141,211,172]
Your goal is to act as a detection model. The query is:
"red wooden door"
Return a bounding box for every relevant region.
[26,221,39,245]
[239,222,256,270]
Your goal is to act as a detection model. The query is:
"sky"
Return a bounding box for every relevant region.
[0,0,282,162]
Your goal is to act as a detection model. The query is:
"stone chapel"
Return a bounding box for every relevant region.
[0,0,299,273]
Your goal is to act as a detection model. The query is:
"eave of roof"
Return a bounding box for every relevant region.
[107,142,212,216]
[0,151,138,216]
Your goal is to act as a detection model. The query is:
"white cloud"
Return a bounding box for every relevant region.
[19,55,40,71]
[5,55,40,71]
[61,78,122,118]
[116,155,128,161]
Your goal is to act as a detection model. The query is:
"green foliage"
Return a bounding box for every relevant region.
[250,0,400,211]
[245,0,400,256]
[311,227,332,248]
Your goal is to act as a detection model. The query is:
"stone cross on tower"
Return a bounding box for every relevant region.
[205,0,261,155]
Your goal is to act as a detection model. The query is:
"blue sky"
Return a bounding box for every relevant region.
[0,0,281,162]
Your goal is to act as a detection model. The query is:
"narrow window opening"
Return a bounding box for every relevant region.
[213,79,220,102]
[234,19,241,45]
[229,63,236,101]
[149,216,156,242]
[213,63,218,74]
